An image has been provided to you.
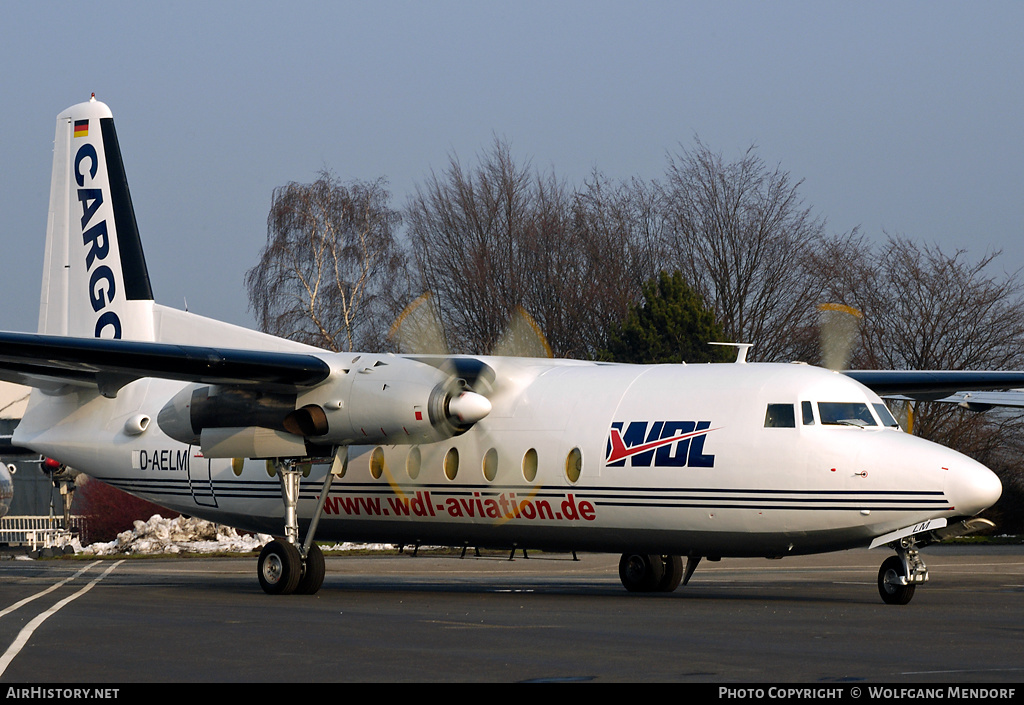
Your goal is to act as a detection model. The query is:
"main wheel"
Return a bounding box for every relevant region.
[295,543,325,595]
[657,555,684,592]
[878,555,916,605]
[258,539,303,595]
[619,553,666,592]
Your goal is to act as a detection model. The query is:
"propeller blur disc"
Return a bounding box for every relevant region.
[818,303,862,371]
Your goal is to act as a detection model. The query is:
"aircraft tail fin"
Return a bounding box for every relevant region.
[39,95,156,341]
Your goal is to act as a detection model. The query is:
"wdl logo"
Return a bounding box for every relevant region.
[606,421,717,468]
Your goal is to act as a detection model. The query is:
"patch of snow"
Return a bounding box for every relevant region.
[78,514,270,555]
[77,514,395,555]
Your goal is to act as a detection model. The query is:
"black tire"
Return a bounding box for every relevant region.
[878,555,916,605]
[619,552,666,592]
[657,555,684,592]
[295,543,325,595]
[258,539,302,595]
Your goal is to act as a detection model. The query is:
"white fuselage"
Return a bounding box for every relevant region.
[13,356,1001,558]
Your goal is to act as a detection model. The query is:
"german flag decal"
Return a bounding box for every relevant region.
[73,119,88,138]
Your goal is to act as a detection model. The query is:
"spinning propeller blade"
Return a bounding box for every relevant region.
[817,303,862,371]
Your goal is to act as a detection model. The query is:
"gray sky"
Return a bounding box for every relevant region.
[2,1,1022,336]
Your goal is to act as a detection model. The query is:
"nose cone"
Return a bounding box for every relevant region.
[448,391,492,425]
[945,457,1002,517]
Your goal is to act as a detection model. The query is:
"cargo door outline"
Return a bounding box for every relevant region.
[187,446,218,508]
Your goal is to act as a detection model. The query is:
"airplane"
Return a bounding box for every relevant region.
[0,96,1018,605]
[0,464,11,519]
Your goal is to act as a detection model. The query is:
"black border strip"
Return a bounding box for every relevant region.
[100,117,154,301]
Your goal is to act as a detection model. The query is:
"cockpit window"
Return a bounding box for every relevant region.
[764,404,796,428]
[872,402,901,429]
[817,402,877,427]
[801,401,815,425]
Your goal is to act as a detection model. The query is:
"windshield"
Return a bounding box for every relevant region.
[817,402,878,427]
[872,402,901,429]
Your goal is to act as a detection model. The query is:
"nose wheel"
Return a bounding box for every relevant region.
[877,544,928,605]
[877,555,916,605]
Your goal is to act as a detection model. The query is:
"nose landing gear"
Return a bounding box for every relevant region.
[877,551,924,605]
[872,517,996,605]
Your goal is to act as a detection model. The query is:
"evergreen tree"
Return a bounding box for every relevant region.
[599,271,730,364]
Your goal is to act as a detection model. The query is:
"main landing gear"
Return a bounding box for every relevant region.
[257,450,346,595]
[618,552,700,593]
[258,539,325,595]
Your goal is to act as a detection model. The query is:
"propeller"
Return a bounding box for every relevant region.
[389,293,553,360]
[389,293,552,441]
[817,303,862,372]
[386,293,553,514]
[492,306,553,358]
[388,292,448,355]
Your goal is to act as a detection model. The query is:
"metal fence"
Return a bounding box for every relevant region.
[0,515,86,550]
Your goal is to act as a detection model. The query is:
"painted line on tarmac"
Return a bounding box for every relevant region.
[0,560,124,677]
[0,561,101,620]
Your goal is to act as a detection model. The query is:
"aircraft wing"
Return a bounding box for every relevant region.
[844,369,1024,407]
[882,390,1024,410]
[0,331,331,397]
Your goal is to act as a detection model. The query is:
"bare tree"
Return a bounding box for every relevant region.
[245,171,408,352]
[661,139,835,362]
[837,235,1024,374]
[818,234,1024,530]
[822,234,1024,431]
[514,170,668,359]
[405,138,536,354]
[405,139,669,358]
[565,172,670,356]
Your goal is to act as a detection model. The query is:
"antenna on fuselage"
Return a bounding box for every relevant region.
[709,342,753,363]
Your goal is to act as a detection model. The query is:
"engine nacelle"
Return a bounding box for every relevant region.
[156,353,491,458]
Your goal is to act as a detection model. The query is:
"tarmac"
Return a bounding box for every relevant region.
[0,544,1022,683]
